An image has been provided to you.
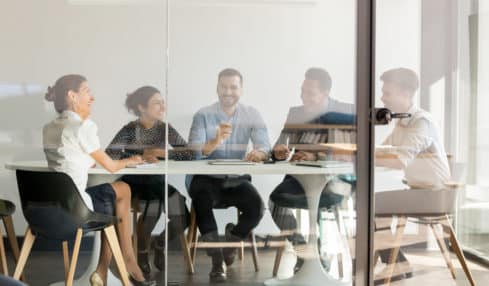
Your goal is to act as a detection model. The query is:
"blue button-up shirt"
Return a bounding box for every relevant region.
[188,102,271,160]
[186,102,271,186]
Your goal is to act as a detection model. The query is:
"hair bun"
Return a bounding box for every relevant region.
[44,86,56,102]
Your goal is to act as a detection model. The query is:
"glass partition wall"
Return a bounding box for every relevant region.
[165,0,359,285]
[373,0,489,285]
[3,0,489,285]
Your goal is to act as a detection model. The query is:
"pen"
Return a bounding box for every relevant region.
[286,136,289,150]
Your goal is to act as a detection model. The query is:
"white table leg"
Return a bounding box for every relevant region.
[265,174,352,286]
[49,232,122,286]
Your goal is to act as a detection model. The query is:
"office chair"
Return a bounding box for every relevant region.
[13,170,131,286]
[375,182,475,286]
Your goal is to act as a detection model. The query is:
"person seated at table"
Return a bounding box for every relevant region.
[106,85,192,277]
[187,68,271,282]
[375,68,450,279]
[43,75,156,286]
[269,67,354,273]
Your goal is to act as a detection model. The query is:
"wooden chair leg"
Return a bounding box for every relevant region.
[65,229,83,286]
[3,216,24,281]
[180,233,194,274]
[13,227,36,280]
[62,241,70,281]
[429,223,456,279]
[0,226,8,275]
[3,216,20,263]
[104,225,131,286]
[272,237,287,277]
[250,232,259,272]
[384,216,407,286]
[443,215,476,286]
[188,208,198,263]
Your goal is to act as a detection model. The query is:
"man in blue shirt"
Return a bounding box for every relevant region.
[187,68,271,282]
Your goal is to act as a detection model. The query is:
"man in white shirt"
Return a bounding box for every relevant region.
[375,68,451,279]
[377,68,450,190]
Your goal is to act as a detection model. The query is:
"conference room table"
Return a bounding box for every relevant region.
[6,159,354,286]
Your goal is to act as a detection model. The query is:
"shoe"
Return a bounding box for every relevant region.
[89,271,104,286]
[209,261,227,283]
[374,261,413,285]
[137,250,151,278]
[129,275,157,286]
[293,257,304,274]
[222,223,240,266]
[153,240,165,272]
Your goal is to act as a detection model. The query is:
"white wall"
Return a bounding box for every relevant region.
[0,0,357,235]
[374,0,421,142]
[475,2,489,184]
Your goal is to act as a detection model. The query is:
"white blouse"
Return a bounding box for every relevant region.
[43,110,100,210]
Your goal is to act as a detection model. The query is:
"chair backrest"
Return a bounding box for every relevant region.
[15,170,93,240]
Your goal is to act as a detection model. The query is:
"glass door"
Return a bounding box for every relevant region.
[373,0,489,285]
[165,0,367,285]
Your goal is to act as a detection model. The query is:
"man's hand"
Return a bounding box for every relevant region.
[273,144,289,160]
[291,151,316,162]
[216,122,232,142]
[245,150,267,162]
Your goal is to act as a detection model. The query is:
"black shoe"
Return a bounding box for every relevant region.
[153,240,165,272]
[209,261,227,283]
[129,275,157,286]
[137,250,151,278]
[294,257,304,274]
[222,223,240,266]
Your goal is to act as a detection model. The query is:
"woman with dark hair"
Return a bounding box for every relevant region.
[106,86,191,277]
[43,75,156,286]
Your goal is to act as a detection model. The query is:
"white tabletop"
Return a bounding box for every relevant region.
[5,160,354,175]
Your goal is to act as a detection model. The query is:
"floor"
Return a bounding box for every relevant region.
[3,247,489,285]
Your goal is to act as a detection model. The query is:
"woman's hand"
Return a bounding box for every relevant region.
[125,155,144,167]
[143,148,166,162]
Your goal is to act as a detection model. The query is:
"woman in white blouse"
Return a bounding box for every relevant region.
[43,75,156,286]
